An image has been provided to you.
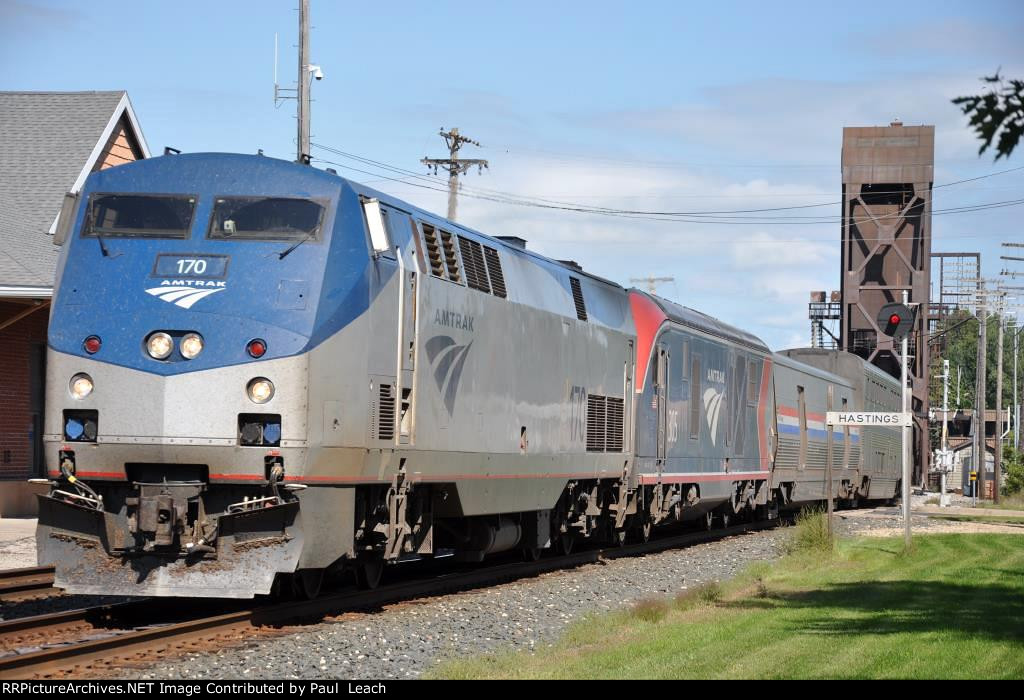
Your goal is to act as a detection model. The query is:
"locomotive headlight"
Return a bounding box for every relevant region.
[69,373,94,400]
[247,378,275,404]
[180,333,204,359]
[146,332,173,360]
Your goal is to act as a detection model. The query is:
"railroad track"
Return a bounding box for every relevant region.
[0,567,57,602]
[0,518,780,679]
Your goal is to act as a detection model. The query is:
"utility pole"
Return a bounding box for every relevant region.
[901,290,911,550]
[974,288,987,505]
[422,128,488,221]
[996,309,1004,503]
[1015,322,1020,452]
[941,359,950,507]
[296,0,311,162]
[630,276,675,295]
[274,0,320,163]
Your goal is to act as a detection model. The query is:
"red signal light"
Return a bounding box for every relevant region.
[889,314,901,326]
[247,339,267,358]
[83,336,101,354]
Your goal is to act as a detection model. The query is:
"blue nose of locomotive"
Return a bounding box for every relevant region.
[49,153,373,374]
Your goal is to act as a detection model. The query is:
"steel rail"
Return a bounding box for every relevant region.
[0,567,56,599]
[0,518,779,679]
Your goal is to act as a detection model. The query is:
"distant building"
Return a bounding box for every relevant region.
[0,91,149,513]
[939,408,1008,498]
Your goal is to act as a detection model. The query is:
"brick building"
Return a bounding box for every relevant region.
[0,91,148,513]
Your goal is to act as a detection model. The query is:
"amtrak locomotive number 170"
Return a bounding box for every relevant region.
[36,153,902,598]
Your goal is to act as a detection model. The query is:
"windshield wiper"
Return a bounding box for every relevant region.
[278,230,316,260]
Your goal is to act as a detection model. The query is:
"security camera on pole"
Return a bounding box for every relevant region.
[878,295,917,549]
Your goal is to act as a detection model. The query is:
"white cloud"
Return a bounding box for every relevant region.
[370,69,1024,351]
[731,232,833,270]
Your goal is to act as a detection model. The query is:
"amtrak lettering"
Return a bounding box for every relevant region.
[158,279,227,288]
[145,280,227,309]
[706,368,725,384]
[434,308,474,331]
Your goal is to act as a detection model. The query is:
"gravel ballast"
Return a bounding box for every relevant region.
[93,505,1018,680]
[119,526,787,680]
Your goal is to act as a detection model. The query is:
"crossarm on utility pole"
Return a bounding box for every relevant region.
[421,128,489,221]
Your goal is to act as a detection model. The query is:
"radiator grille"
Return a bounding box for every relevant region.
[606,396,624,451]
[440,229,461,282]
[586,394,624,452]
[458,235,490,293]
[483,245,506,298]
[377,382,395,440]
[586,394,606,452]
[422,224,444,278]
[570,276,587,321]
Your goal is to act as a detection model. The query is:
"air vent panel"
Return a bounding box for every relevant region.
[483,245,506,298]
[439,229,462,283]
[570,276,588,321]
[422,224,444,278]
[377,382,395,440]
[458,235,490,293]
[587,393,624,452]
[586,394,606,452]
[606,396,624,451]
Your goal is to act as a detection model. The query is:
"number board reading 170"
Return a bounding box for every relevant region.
[153,254,229,279]
[825,412,912,428]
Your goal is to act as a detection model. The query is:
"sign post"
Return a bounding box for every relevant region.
[825,407,913,548]
[826,385,834,540]
[869,293,917,550]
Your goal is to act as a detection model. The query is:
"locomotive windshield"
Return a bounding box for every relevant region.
[83,193,196,238]
[207,196,324,241]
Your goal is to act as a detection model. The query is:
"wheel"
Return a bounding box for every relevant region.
[639,519,653,543]
[355,554,385,590]
[720,512,731,529]
[293,568,324,600]
[704,512,714,531]
[610,527,627,547]
[555,531,575,555]
[522,546,541,562]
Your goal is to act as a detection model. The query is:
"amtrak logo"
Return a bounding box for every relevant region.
[145,281,226,309]
[426,335,473,415]
[703,387,724,445]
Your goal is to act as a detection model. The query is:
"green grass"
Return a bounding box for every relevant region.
[980,494,1024,511]
[431,534,1024,679]
[931,514,1024,526]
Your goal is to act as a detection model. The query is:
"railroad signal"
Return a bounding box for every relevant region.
[876,302,916,340]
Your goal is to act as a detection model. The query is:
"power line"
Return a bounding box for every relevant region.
[315,154,1024,227]
[312,141,1024,219]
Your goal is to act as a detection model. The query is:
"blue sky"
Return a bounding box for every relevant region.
[2,0,1023,348]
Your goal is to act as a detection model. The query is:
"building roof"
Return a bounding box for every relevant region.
[0,91,149,294]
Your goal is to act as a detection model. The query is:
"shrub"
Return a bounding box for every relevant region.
[674,582,722,610]
[787,507,834,554]
[1002,446,1024,496]
[631,598,669,623]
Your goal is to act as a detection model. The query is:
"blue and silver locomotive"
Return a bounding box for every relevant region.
[37,153,901,598]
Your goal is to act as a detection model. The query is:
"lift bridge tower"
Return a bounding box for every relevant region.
[840,121,934,485]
